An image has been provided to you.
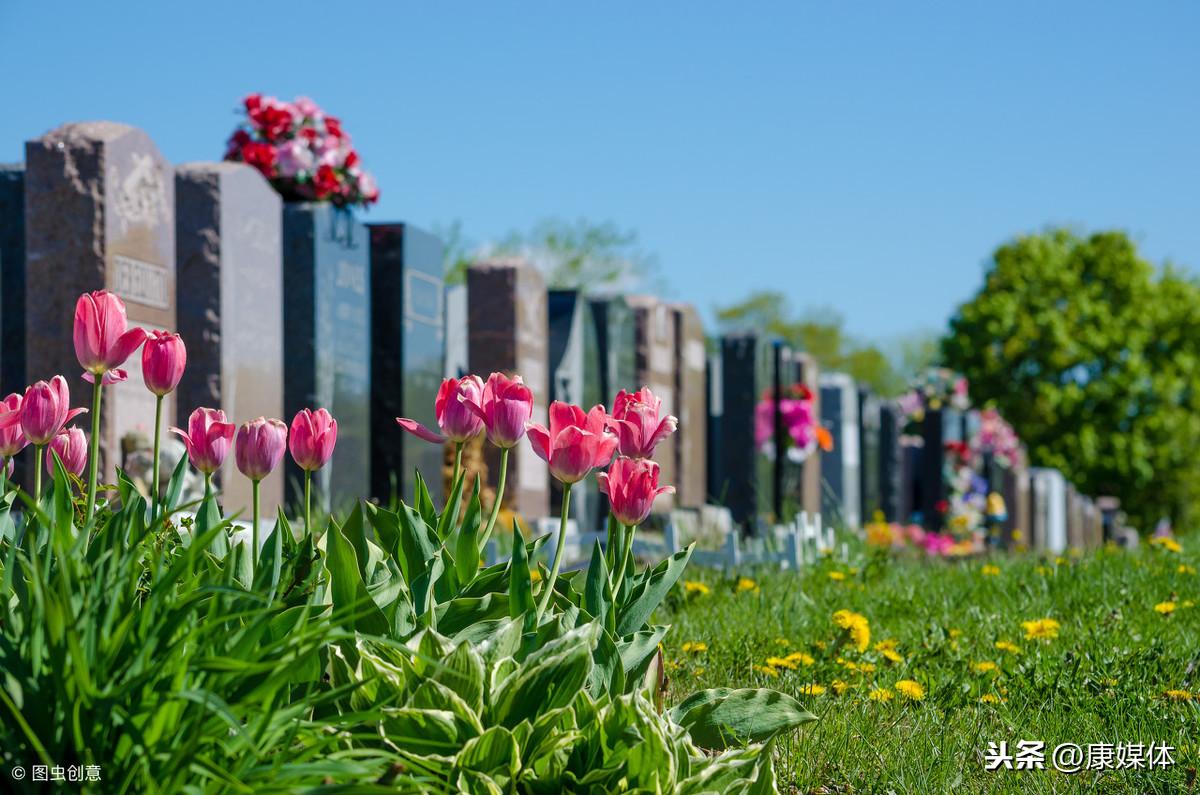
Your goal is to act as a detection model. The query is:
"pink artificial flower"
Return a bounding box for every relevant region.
[46,427,87,478]
[527,402,618,484]
[236,417,288,481]
[465,372,533,448]
[598,456,674,526]
[142,330,186,397]
[397,376,485,444]
[276,139,315,178]
[171,407,235,474]
[289,408,337,472]
[609,387,677,460]
[5,377,88,446]
[0,392,27,457]
[73,290,148,385]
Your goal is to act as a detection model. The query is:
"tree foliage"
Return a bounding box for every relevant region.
[941,228,1200,531]
[714,291,911,395]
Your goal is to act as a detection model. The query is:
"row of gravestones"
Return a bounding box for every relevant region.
[0,121,444,517]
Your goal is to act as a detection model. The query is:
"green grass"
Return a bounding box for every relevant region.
[661,541,1200,794]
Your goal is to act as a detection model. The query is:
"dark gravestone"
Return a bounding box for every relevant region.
[878,403,903,522]
[899,439,922,524]
[548,290,602,530]
[444,284,468,379]
[672,303,707,509]
[858,390,881,523]
[706,352,723,505]
[819,372,861,528]
[588,295,636,405]
[714,332,770,531]
[626,295,678,514]
[369,223,445,505]
[25,122,175,483]
[467,260,548,519]
[176,162,284,516]
[918,408,963,531]
[0,164,26,396]
[282,203,371,512]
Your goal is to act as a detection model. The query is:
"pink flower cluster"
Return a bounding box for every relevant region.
[753,384,830,457]
[974,408,1022,469]
[224,93,380,208]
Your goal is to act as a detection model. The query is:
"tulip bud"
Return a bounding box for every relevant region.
[597,456,675,527]
[289,408,337,472]
[526,402,618,484]
[236,417,288,481]
[170,407,235,474]
[397,376,485,444]
[142,330,187,396]
[470,372,533,448]
[609,387,677,459]
[73,290,148,384]
[16,376,88,446]
[0,393,28,458]
[46,427,88,478]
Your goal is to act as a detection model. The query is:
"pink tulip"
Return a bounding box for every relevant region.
[598,456,675,527]
[526,402,618,484]
[464,372,533,448]
[236,417,288,481]
[397,376,484,444]
[46,427,88,478]
[171,407,235,474]
[609,387,678,459]
[0,393,28,457]
[289,408,337,471]
[73,290,149,385]
[142,330,187,396]
[2,377,89,446]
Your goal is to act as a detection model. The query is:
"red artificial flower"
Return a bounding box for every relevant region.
[243,93,263,113]
[344,150,359,169]
[224,128,250,159]
[324,115,343,139]
[313,164,340,198]
[250,104,294,142]
[935,499,949,515]
[241,141,277,176]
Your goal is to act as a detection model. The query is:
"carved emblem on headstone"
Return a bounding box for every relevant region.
[109,153,168,234]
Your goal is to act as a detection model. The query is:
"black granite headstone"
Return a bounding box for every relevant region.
[548,290,603,530]
[714,332,771,531]
[369,223,444,505]
[588,295,636,405]
[877,403,902,522]
[283,203,371,511]
[858,390,881,523]
[0,164,25,397]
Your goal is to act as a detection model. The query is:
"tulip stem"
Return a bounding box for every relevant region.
[204,472,212,501]
[151,394,163,517]
[478,446,509,554]
[613,523,637,597]
[84,378,103,524]
[251,478,261,570]
[0,456,7,495]
[33,446,43,502]
[453,442,463,487]
[304,470,312,537]
[536,483,572,617]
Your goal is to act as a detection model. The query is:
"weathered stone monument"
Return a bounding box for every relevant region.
[819,372,861,528]
[282,203,371,510]
[626,295,678,513]
[468,260,548,519]
[25,122,175,482]
[369,223,445,505]
[1030,467,1068,552]
[0,164,26,397]
[672,303,707,509]
[175,162,284,516]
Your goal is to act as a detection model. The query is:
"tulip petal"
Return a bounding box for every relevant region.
[169,426,195,458]
[106,327,149,370]
[396,417,447,444]
[0,409,19,429]
[459,395,489,423]
[525,422,551,462]
[64,407,88,423]
[646,415,678,451]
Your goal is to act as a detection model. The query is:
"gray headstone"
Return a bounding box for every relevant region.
[176,161,284,516]
[467,259,548,519]
[369,222,445,505]
[819,372,861,528]
[0,164,26,396]
[587,294,637,404]
[625,295,678,514]
[672,303,707,509]
[25,122,176,482]
[282,203,371,512]
[792,351,822,517]
[548,289,602,530]
[444,284,468,379]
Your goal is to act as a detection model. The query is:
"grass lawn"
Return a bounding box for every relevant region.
[661,540,1200,794]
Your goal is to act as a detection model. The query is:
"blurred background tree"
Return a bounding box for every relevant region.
[941,228,1200,531]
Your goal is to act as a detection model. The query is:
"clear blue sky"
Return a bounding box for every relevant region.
[1,2,1196,345]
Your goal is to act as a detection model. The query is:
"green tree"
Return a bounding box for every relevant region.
[941,228,1200,531]
[714,291,906,394]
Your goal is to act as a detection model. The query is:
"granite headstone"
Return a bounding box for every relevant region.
[672,303,707,509]
[713,332,771,530]
[858,389,881,523]
[547,290,602,530]
[0,164,26,396]
[588,295,636,404]
[176,162,284,516]
[819,372,861,528]
[877,402,903,522]
[626,295,678,513]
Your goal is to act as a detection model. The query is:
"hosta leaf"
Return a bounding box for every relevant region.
[618,626,668,685]
[490,623,596,727]
[326,516,390,635]
[508,522,534,618]
[435,641,486,714]
[381,707,461,754]
[437,468,466,541]
[437,593,511,637]
[408,679,484,736]
[616,543,694,636]
[455,725,520,780]
[669,688,816,750]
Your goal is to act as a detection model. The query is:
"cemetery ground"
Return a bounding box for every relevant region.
[662,540,1200,793]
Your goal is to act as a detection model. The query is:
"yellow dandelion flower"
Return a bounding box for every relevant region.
[1054,556,1067,566]
[784,651,815,666]
[895,680,925,701]
[828,571,846,581]
[813,640,828,650]
[681,641,708,654]
[693,667,704,677]
[948,628,963,639]
[833,609,871,653]
[1164,689,1193,701]
[980,565,1000,576]
[798,683,826,696]
[972,661,999,674]
[1035,565,1052,576]
[868,688,894,702]
[1149,536,1183,553]
[1155,601,1177,615]
[666,660,681,671]
[832,679,851,695]
[753,664,779,678]
[1100,678,1118,687]
[881,649,904,663]
[736,577,759,593]
[874,638,899,652]
[766,656,798,671]
[995,640,1022,655]
[849,567,859,575]
[1183,600,1196,609]
[1178,565,1197,575]
[978,693,1005,704]
[1021,618,1060,640]
[774,637,791,647]
[857,662,877,673]
[684,580,711,596]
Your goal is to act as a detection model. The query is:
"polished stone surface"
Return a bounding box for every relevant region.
[672,303,707,509]
[626,295,678,513]
[548,290,602,529]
